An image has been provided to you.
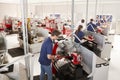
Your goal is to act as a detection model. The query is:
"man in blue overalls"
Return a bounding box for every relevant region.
[39,30,61,80]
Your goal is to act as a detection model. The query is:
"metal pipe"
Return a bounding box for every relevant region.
[95,0,98,18]
[71,0,74,29]
[20,0,30,79]
[86,0,89,27]
[29,55,34,80]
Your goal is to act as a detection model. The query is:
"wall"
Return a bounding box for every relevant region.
[34,2,120,31]
[35,4,71,19]
[0,3,20,22]
[0,3,35,22]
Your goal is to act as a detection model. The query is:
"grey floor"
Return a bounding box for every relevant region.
[6,34,120,80]
[108,35,120,80]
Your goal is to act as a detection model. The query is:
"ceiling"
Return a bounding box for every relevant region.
[0,0,120,4]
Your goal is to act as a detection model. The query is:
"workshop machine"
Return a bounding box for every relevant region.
[76,31,112,80]
[0,32,7,65]
[0,32,28,80]
[52,31,112,80]
[0,32,9,80]
[51,39,88,80]
[18,18,49,53]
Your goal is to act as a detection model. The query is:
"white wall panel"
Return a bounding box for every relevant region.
[35,4,71,19]
[0,3,35,22]
[0,3,20,22]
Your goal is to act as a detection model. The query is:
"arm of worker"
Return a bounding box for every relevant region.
[46,44,56,60]
[83,36,94,41]
[47,54,55,60]
[47,54,61,60]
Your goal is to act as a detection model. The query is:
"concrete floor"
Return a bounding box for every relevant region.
[108,35,120,80]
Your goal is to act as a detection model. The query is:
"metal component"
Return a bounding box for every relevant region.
[71,0,74,29]
[20,0,31,79]
[95,0,98,18]
[86,0,89,27]
[0,33,7,65]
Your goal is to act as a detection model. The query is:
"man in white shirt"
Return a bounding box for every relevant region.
[74,19,85,31]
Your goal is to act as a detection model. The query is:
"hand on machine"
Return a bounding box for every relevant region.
[84,35,94,42]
